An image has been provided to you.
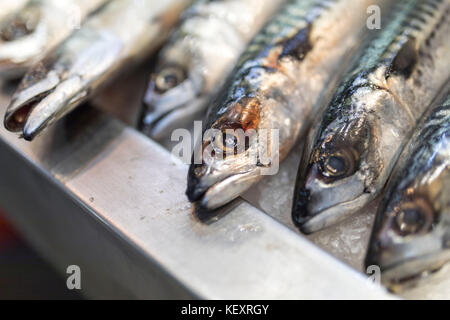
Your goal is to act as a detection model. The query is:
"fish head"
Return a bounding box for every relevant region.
[4,54,87,141]
[186,97,268,211]
[0,2,46,75]
[366,161,450,289]
[140,50,206,140]
[4,59,59,133]
[293,87,390,233]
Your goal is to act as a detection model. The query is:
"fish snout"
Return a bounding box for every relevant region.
[186,163,208,202]
[292,186,312,228]
[292,164,325,231]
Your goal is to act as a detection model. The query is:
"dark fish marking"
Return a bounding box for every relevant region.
[386,38,418,79]
[278,25,312,61]
[421,7,435,17]
[410,12,427,24]
[426,0,440,10]
[213,97,261,132]
[408,23,423,31]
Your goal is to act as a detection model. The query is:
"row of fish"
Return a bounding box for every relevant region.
[3,0,192,139]
[0,0,449,290]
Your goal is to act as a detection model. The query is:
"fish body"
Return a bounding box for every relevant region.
[293,0,450,234]
[366,90,450,290]
[139,0,286,140]
[186,0,389,211]
[0,0,108,77]
[4,0,192,140]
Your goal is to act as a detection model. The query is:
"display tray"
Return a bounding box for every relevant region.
[0,71,444,299]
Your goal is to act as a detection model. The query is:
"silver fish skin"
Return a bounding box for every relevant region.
[365,90,450,290]
[293,0,450,234]
[139,0,286,140]
[0,0,28,21]
[4,0,192,141]
[186,0,389,212]
[0,0,108,77]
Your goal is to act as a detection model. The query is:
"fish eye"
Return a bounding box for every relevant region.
[317,148,358,180]
[394,198,434,236]
[155,66,185,93]
[212,131,242,156]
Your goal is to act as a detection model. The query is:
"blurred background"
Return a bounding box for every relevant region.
[0,208,82,299]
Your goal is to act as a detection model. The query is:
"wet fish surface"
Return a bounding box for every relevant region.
[0,0,108,77]
[186,0,388,212]
[292,0,450,234]
[4,0,192,141]
[139,0,286,140]
[365,89,450,291]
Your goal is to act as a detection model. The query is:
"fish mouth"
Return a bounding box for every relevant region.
[4,75,86,141]
[370,252,450,292]
[139,100,188,140]
[365,230,450,292]
[4,89,53,134]
[4,69,60,134]
[187,170,261,211]
[140,80,202,140]
[293,192,372,234]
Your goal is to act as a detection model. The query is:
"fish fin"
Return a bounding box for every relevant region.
[386,38,418,79]
[278,25,312,61]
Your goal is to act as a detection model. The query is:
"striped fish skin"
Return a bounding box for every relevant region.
[139,0,286,140]
[3,0,192,141]
[0,0,109,77]
[186,0,388,211]
[365,92,450,290]
[293,0,450,234]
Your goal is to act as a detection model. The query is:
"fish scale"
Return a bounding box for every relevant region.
[396,98,450,189]
[292,0,450,234]
[366,90,450,289]
[236,0,334,65]
[139,0,286,139]
[317,0,449,146]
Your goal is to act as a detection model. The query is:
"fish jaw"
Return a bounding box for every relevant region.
[294,192,372,234]
[365,229,450,290]
[4,72,87,141]
[22,76,87,141]
[4,69,60,132]
[292,159,372,233]
[190,170,262,211]
[186,143,264,211]
[140,70,204,140]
